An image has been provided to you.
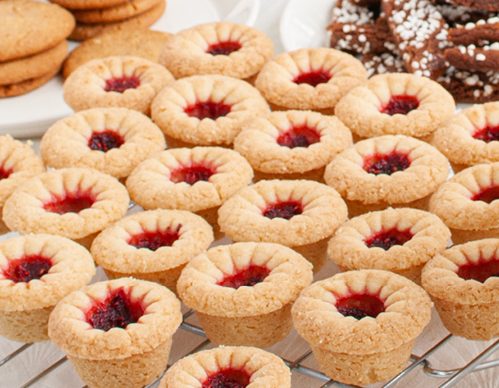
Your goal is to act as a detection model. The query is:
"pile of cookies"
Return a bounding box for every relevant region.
[50,0,166,41]
[0,1,74,97]
[328,0,499,103]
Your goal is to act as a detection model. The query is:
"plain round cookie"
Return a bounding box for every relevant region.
[160,346,291,388]
[50,0,128,10]
[40,108,166,179]
[234,110,353,179]
[324,135,450,215]
[69,0,166,41]
[0,234,95,342]
[335,73,456,139]
[328,207,451,283]
[73,0,160,23]
[432,102,499,170]
[63,55,173,114]
[0,65,60,98]
[62,29,172,78]
[255,48,367,111]
[0,41,68,85]
[151,75,270,146]
[160,22,274,79]
[0,1,74,62]
[2,167,130,243]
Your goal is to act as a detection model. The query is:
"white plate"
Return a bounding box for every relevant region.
[0,0,260,138]
[279,0,333,52]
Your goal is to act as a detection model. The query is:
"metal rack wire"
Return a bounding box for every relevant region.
[1,308,498,388]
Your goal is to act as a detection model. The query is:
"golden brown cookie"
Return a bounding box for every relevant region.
[0,41,68,85]
[0,67,60,98]
[50,0,128,10]
[69,0,165,41]
[73,0,160,24]
[63,29,171,78]
[0,1,74,62]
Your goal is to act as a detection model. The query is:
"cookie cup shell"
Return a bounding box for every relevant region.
[335,73,455,139]
[3,168,130,244]
[233,110,353,181]
[0,135,44,233]
[429,163,499,244]
[40,108,166,179]
[0,234,95,342]
[91,209,214,293]
[151,75,269,146]
[255,48,367,111]
[48,278,182,388]
[422,239,499,340]
[292,270,432,386]
[324,135,449,216]
[160,22,274,80]
[63,55,174,114]
[328,208,451,283]
[432,102,499,169]
[177,242,313,347]
[217,180,348,271]
[159,346,291,388]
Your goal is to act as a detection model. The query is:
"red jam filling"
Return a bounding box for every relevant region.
[3,255,52,283]
[277,125,321,148]
[263,200,303,220]
[202,368,251,388]
[381,95,420,115]
[365,228,413,250]
[293,69,332,86]
[457,257,499,283]
[335,293,385,320]
[206,41,242,56]
[86,288,145,332]
[128,227,181,251]
[473,125,499,143]
[471,185,499,204]
[0,166,13,180]
[88,130,124,152]
[363,151,411,175]
[104,75,140,93]
[43,191,95,214]
[218,265,270,289]
[185,101,232,120]
[170,163,216,185]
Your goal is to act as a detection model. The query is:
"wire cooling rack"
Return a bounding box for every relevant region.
[1,305,498,388]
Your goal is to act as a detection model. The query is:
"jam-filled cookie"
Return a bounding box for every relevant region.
[429,163,499,244]
[48,278,181,388]
[218,179,348,270]
[324,135,449,216]
[91,209,213,292]
[328,207,451,283]
[0,234,95,343]
[64,55,173,114]
[160,22,274,80]
[41,108,166,179]
[292,269,432,386]
[177,242,313,347]
[151,75,269,147]
[159,346,291,388]
[432,102,498,172]
[255,48,367,112]
[3,167,130,248]
[335,73,455,140]
[234,110,352,181]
